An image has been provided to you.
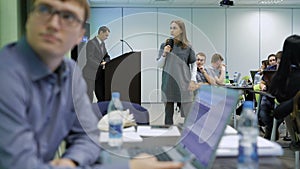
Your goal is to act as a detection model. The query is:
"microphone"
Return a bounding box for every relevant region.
[120,39,134,52]
[165,38,174,51]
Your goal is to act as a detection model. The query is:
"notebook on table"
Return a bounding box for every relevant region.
[102,85,240,169]
[217,134,283,157]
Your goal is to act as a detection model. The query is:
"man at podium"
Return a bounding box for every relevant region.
[82,26,110,102]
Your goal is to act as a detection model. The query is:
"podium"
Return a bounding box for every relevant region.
[104,51,141,104]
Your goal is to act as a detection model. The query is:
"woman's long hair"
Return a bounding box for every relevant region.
[269,34,300,99]
[171,20,189,49]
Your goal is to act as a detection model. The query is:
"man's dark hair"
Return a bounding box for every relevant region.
[98,26,110,34]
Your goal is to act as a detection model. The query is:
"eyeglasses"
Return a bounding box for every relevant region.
[32,3,83,28]
[197,59,205,61]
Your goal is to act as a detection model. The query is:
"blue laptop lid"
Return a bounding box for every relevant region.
[179,85,239,169]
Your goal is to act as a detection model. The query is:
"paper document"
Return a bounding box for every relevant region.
[217,135,283,156]
[99,129,143,143]
[137,126,181,137]
[224,125,238,135]
[219,135,279,148]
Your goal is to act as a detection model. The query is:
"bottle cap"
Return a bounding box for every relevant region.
[243,101,253,109]
[111,92,120,98]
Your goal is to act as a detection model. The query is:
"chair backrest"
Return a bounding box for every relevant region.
[292,91,300,129]
[91,101,150,125]
[292,91,300,117]
[278,90,300,146]
[250,70,258,83]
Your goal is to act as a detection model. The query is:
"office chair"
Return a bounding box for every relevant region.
[274,91,300,169]
[290,91,300,169]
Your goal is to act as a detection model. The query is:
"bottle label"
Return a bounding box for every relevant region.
[109,119,123,139]
[238,135,258,169]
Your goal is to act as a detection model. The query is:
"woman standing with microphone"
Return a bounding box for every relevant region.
[157,20,197,125]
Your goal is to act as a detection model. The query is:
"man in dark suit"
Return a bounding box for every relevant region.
[82,26,110,102]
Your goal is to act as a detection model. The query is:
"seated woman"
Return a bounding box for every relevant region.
[269,34,300,148]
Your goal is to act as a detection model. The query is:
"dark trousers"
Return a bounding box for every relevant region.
[84,78,95,102]
[165,102,175,125]
[164,102,192,125]
[259,95,283,139]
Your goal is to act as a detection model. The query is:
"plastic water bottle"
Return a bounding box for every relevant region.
[237,101,259,169]
[253,73,261,85]
[278,121,286,138]
[233,72,238,86]
[108,92,124,147]
[225,71,230,84]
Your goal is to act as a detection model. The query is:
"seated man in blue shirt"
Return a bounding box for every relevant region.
[0,0,183,169]
[206,53,225,86]
[258,54,283,140]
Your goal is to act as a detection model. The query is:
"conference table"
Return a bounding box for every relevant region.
[224,85,254,128]
[223,85,280,142]
[99,125,287,169]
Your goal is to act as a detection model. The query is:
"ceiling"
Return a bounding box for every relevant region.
[89,0,300,8]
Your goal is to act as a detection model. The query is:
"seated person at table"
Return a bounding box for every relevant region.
[253,59,268,85]
[253,54,279,101]
[259,54,277,91]
[269,35,300,148]
[275,51,282,68]
[258,54,283,140]
[195,52,215,88]
[0,0,183,169]
[206,53,225,86]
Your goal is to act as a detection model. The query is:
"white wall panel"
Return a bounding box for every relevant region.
[192,8,225,68]
[260,9,292,61]
[227,8,259,79]
[293,9,300,35]
[123,8,158,102]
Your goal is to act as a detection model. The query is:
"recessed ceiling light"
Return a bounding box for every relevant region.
[259,0,284,4]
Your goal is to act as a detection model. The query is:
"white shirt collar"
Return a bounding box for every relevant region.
[96,36,103,45]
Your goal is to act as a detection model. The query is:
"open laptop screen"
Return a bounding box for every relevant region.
[250,70,258,83]
[179,85,239,168]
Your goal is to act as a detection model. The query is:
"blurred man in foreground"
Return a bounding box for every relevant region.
[0,0,183,169]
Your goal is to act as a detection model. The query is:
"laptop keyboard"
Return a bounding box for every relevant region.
[128,147,172,161]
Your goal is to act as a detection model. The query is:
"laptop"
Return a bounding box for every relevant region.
[101,85,240,169]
